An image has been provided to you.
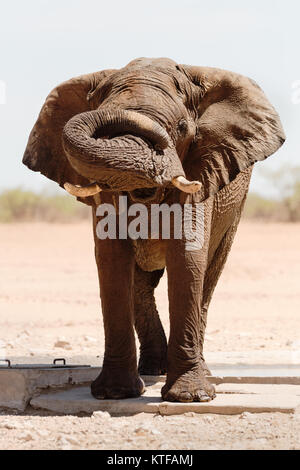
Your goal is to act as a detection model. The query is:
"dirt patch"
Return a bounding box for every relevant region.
[0,221,299,449]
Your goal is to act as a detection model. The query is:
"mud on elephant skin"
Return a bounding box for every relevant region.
[23,57,285,403]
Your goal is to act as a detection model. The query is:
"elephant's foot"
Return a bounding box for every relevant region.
[91,367,145,400]
[138,348,167,376]
[161,367,216,403]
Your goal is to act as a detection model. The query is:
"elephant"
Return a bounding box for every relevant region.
[23,57,285,402]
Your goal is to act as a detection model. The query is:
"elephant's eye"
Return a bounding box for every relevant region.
[177,119,188,136]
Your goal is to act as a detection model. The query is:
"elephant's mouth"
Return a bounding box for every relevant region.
[129,187,161,203]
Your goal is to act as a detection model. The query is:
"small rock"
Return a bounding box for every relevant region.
[1,422,22,430]
[184,412,196,417]
[134,426,160,436]
[92,411,111,420]
[20,432,34,442]
[84,336,97,343]
[134,426,149,436]
[54,340,72,350]
[151,429,161,436]
[239,412,256,421]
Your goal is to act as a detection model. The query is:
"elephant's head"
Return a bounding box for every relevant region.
[23,57,285,204]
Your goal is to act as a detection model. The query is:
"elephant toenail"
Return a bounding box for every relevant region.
[199,393,211,402]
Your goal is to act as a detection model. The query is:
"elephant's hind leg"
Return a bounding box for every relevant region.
[134,265,167,375]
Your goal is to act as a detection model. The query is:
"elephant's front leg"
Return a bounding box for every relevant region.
[91,214,144,399]
[162,198,216,402]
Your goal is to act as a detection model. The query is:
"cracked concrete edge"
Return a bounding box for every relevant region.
[26,367,101,392]
[216,383,300,396]
[0,367,102,412]
[0,370,29,412]
[157,398,300,416]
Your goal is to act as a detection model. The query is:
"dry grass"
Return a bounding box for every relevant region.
[1,166,300,223]
[0,188,89,223]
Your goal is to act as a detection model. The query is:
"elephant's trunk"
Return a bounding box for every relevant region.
[63,107,170,153]
[62,107,185,191]
[63,106,202,196]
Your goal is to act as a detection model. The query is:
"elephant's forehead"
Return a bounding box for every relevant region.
[107,64,183,98]
[112,67,175,86]
[126,57,178,69]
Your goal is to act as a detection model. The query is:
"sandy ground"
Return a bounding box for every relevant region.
[0,220,300,450]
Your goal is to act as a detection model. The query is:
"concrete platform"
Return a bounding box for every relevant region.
[1,362,300,411]
[30,384,300,416]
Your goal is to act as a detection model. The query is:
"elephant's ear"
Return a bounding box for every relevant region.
[22,69,116,205]
[178,65,286,200]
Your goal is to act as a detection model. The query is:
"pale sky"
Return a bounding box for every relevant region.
[0,0,299,196]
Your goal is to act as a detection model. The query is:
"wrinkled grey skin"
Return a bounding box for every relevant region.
[23,57,285,402]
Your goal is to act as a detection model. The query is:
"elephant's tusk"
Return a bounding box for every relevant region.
[172,176,202,193]
[64,182,102,197]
